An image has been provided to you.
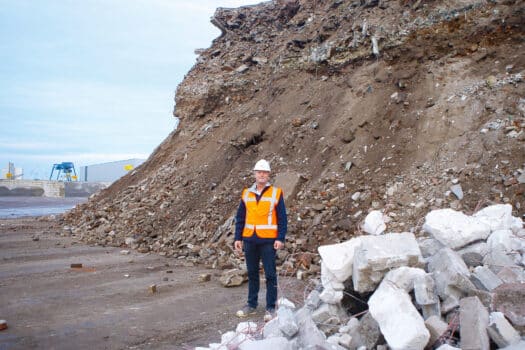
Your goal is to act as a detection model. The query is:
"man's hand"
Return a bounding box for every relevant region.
[274,240,284,250]
[234,240,243,252]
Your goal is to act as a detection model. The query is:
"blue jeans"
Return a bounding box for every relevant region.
[244,241,277,310]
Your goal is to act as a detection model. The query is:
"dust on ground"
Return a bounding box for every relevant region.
[0,217,306,349]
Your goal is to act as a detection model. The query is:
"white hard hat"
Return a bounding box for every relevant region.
[253,159,271,172]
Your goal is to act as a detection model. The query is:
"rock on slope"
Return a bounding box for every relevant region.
[64,0,525,270]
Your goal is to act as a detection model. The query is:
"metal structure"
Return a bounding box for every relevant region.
[49,162,77,181]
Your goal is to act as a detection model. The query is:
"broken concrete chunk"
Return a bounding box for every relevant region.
[423,209,490,249]
[487,229,522,253]
[471,266,503,291]
[417,237,444,258]
[296,310,327,348]
[274,171,303,203]
[321,261,345,291]
[459,296,490,350]
[414,273,441,319]
[473,204,518,232]
[497,266,525,284]
[352,233,424,293]
[236,321,258,334]
[487,311,521,348]
[498,340,525,350]
[305,289,322,310]
[263,318,283,339]
[427,248,474,300]
[0,320,7,331]
[222,331,251,348]
[435,345,460,350]
[362,210,386,235]
[277,297,296,310]
[424,315,448,347]
[384,266,426,292]
[318,237,364,283]
[320,288,344,304]
[450,184,463,200]
[493,283,525,330]
[238,337,295,350]
[219,268,247,287]
[368,281,430,350]
[278,307,299,338]
[457,241,488,268]
[349,312,382,350]
[483,246,518,274]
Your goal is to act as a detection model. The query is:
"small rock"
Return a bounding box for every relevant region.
[32,235,40,241]
[149,284,157,293]
[70,263,83,268]
[120,250,130,255]
[199,273,211,282]
[124,274,130,278]
[235,64,249,73]
[0,320,7,331]
[450,184,463,200]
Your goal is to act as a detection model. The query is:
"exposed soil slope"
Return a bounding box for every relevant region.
[65,0,525,272]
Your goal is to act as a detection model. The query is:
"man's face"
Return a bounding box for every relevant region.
[254,170,270,185]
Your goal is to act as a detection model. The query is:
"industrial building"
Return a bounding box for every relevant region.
[79,159,145,183]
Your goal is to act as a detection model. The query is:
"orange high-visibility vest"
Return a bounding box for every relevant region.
[242,185,282,239]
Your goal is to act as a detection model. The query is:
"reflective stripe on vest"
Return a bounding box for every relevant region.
[242,186,280,239]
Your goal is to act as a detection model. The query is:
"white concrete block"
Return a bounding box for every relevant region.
[473,204,516,232]
[487,311,521,348]
[488,229,521,253]
[236,321,258,334]
[238,336,292,350]
[353,233,424,293]
[423,209,490,249]
[277,297,296,309]
[277,307,298,338]
[263,318,283,339]
[321,261,345,290]
[318,237,365,283]
[320,288,344,304]
[368,281,430,350]
[384,266,427,292]
[220,331,251,348]
[362,210,386,235]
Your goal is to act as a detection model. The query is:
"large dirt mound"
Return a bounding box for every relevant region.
[64,0,525,271]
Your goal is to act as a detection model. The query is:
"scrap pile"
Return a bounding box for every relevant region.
[197,204,524,349]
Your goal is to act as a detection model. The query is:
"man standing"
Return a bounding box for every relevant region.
[234,159,287,321]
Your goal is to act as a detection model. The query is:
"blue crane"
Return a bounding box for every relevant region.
[49,162,77,181]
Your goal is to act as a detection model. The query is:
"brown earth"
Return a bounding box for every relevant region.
[0,218,307,349]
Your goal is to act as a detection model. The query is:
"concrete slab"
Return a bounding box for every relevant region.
[459,296,489,350]
[368,281,429,350]
[352,233,424,293]
[423,209,490,249]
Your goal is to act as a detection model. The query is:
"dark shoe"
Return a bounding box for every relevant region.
[236,305,256,318]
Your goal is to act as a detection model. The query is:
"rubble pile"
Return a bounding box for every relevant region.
[63,0,525,274]
[196,204,524,349]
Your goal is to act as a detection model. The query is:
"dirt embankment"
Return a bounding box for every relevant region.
[64,0,525,274]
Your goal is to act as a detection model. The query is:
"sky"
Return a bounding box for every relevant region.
[0,0,261,179]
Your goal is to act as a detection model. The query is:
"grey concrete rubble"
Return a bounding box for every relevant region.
[424,315,449,346]
[459,296,490,350]
[197,205,524,350]
[487,312,521,348]
[471,266,503,291]
[427,248,475,300]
